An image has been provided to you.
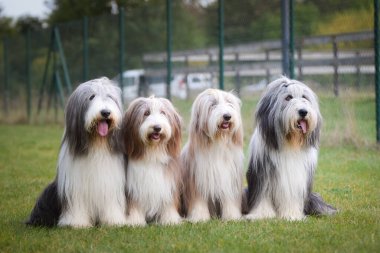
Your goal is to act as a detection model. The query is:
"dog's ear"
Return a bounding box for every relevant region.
[229,93,243,147]
[232,126,243,147]
[64,85,91,155]
[256,94,279,150]
[306,89,322,148]
[190,92,212,138]
[122,98,146,159]
[307,113,322,148]
[160,98,182,157]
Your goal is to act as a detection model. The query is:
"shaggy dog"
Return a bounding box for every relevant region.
[181,89,244,222]
[122,96,183,226]
[27,77,127,227]
[245,77,337,221]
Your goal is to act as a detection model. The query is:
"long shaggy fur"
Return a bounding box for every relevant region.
[122,96,183,226]
[245,77,337,221]
[182,89,244,222]
[27,77,127,227]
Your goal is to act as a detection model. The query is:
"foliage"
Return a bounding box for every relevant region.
[316,4,373,35]
[47,0,114,24]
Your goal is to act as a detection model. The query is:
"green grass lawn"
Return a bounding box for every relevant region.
[0,91,379,252]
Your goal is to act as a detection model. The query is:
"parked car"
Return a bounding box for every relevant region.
[113,70,215,101]
[148,74,187,99]
[113,69,145,101]
[186,72,215,90]
[113,69,187,101]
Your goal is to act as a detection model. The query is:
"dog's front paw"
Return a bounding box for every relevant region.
[102,214,128,227]
[279,208,305,221]
[244,210,276,220]
[221,202,242,221]
[159,213,183,226]
[187,211,211,223]
[58,215,93,228]
[159,206,183,225]
[125,213,146,227]
[244,213,262,220]
[282,214,306,221]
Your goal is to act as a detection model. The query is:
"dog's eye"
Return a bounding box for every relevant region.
[89,95,95,100]
[302,95,309,101]
[285,95,293,101]
[144,110,150,116]
[160,110,166,115]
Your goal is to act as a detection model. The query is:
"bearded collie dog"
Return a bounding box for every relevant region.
[181,89,244,222]
[245,77,337,221]
[27,77,127,227]
[122,96,183,226]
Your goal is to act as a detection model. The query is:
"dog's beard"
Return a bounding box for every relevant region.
[146,131,169,144]
[296,119,308,134]
[88,118,117,138]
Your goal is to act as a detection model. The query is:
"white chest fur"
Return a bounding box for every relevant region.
[126,151,176,218]
[271,147,317,210]
[57,142,126,221]
[193,140,244,201]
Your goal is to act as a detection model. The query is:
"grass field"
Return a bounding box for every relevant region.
[0,90,379,252]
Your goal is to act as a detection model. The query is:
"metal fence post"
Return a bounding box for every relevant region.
[218,0,224,90]
[83,16,89,82]
[355,51,361,90]
[54,27,72,93]
[375,0,380,143]
[119,7,125,105]
[265,50,270,83]
[166,0,172,100]
[281,0,290,77]
[3,38,9,116]
[297,39,303,80]
[289,0,295,79]
[333,36,339,96]
[25,28,31,122]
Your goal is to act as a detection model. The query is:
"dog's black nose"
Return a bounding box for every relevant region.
[298,109,308,118]
[223,113,231,121]
[101,109,111,118]
[153,125,161,132]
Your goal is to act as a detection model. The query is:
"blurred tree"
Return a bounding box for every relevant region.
[309,0,372,18]
[0,7,15,38]
[15,16,44,33]
[48,0,114,23]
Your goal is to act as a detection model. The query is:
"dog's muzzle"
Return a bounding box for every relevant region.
[297,109,308,134]
[149,125,162,141]
[97,109,112,137]
[220,113,231,130]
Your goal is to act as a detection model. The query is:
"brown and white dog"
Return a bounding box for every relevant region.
[181,89,244,222]
[122,96,183,226]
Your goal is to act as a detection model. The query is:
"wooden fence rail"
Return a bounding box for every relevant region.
[143,30,374,96]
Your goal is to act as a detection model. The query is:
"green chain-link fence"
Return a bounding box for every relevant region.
[0,0,375,127]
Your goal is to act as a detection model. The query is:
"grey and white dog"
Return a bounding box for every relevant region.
[27,77,127,227]
[245,77,336,221]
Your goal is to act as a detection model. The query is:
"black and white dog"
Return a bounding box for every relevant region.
[27,77,127,227]
[245,77,336,221]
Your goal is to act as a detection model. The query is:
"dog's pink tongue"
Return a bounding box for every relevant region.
[97,121,109,137]
[300,120,307,134]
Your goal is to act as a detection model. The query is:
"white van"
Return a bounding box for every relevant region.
[186,72,215,90]
[113,69,145,101]
[114,69,187,101]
